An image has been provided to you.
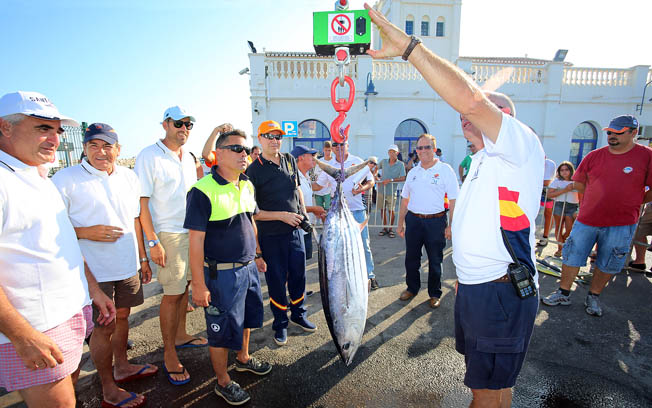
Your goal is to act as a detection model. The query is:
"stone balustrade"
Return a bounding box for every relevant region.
[562,67,631,87]
[372,60,423,81]
[471,64,545,85]
[265,56,358,80]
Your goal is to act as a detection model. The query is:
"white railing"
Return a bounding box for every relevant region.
[471,64,545,85]
[563,67,631,87]
[372,60,423,81]
[265,57,358,80]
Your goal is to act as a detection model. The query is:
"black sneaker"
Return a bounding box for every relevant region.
[370,278,380,290]
[214,381,250,406]
[235,356,272,376]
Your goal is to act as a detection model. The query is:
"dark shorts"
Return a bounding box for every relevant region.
[204,262,264,350]
[455,281,538,390]
[553,201,578,217]
[92,274,143,325]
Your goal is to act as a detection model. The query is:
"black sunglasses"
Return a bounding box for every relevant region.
[606,129,631,135]
[260,133,283,140]
[172,120,193,130]
[219,144,251,155]
[332,142,347,147]
[416,145,433,151]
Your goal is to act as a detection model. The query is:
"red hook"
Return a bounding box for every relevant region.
[330,76,355,143]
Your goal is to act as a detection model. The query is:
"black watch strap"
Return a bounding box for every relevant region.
[402,35,422,61]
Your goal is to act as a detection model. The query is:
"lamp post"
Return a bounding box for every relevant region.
[364,72,378,112]
[636,80,652,115]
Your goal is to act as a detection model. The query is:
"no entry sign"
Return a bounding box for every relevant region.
[328,13,353,43]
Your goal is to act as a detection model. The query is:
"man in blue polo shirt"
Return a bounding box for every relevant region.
[246,120,316,346]
[185,129,271,406]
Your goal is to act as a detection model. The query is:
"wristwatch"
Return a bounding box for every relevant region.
[147,239,159,248]
[255,253,263,259]
[140,257,149,263]
[402,35,422,61]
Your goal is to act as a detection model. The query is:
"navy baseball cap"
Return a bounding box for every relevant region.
[84,123,118,144]
[291,145,317,158]
[603,115,639,132]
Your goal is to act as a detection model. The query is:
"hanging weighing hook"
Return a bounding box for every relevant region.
[330,75,355,143]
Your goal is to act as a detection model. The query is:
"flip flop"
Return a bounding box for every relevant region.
[174,337,207,350]
[378,229,387,236]
[101,392,145,408]
[164,365,190,386]
[388,230,396,238]
[114,364,158,384]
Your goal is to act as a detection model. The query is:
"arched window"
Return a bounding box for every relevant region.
[294,119,330,150]
[421,16,430,36]
[405,15,414,35]
[569,121,598,167]
[436,16,445,37]
[394,119,427,160]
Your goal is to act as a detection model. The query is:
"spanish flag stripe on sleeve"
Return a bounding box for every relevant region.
[498,187,529,232]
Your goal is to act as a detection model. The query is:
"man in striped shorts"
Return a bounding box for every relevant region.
[0,91,115,407]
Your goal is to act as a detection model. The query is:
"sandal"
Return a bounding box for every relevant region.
[553,250,562,258]
[388,230,396,238]
[379,229,387,236]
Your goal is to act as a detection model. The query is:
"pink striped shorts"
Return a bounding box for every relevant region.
[0,305,93,392]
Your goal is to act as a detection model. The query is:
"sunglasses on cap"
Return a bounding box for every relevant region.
[218,144,251,155]
[332,142,347,147]
[606,129,631,136]
[416,145,433,151]
[260,133,283,140]
[171,120,193,130]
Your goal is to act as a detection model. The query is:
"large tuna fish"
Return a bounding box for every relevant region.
[316,159,370,366]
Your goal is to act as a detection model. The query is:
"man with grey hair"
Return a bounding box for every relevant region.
[0,91,115,407]
[367,6,544,407]
[52,123,156,408]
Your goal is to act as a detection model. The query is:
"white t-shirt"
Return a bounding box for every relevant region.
[452,113,545,285]
[544,158,556,181]
[299,169,314,234]
[0,150,89,344]
[317,155,373,211]
[134,140,198,233]
[52,160,141,282]
[548,179,579,204]
[401,160,459,214]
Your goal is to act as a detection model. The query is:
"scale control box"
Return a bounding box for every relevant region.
[313,9,371,56]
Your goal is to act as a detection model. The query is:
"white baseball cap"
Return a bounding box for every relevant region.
[388,144,399,152]
[161,105,196,123]
[0,91,79,126]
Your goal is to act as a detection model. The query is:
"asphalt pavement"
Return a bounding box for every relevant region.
[2,222,652,408]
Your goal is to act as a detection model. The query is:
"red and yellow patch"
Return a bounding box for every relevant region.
[498,187,529,231]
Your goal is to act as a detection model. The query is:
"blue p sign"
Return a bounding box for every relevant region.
[282,121,298,137]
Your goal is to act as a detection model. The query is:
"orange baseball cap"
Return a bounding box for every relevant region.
[257,120,285,136]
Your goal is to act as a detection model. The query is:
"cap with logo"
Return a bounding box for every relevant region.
[291,145,317,158]
[603,115,639,133]
[0,91,79,127]
[161,106,195,123]
[258,120,285,136]
[388,144,399,152]
[84,123,118,144]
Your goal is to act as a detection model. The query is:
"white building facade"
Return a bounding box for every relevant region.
[247,0,652,172]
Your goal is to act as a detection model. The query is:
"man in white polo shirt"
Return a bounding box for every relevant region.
[135,106,207,385]
[53,123,157,408]
[0,91,115,407]
[366,7,544,406]
[314,141,377,289]
[397,134,458,308]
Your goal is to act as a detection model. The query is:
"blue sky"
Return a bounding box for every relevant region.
[2,0,650,158]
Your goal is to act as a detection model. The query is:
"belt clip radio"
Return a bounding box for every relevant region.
[205,258,218,280]
[500,228,537,299]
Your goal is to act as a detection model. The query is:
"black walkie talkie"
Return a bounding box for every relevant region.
[500,228,537,299]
